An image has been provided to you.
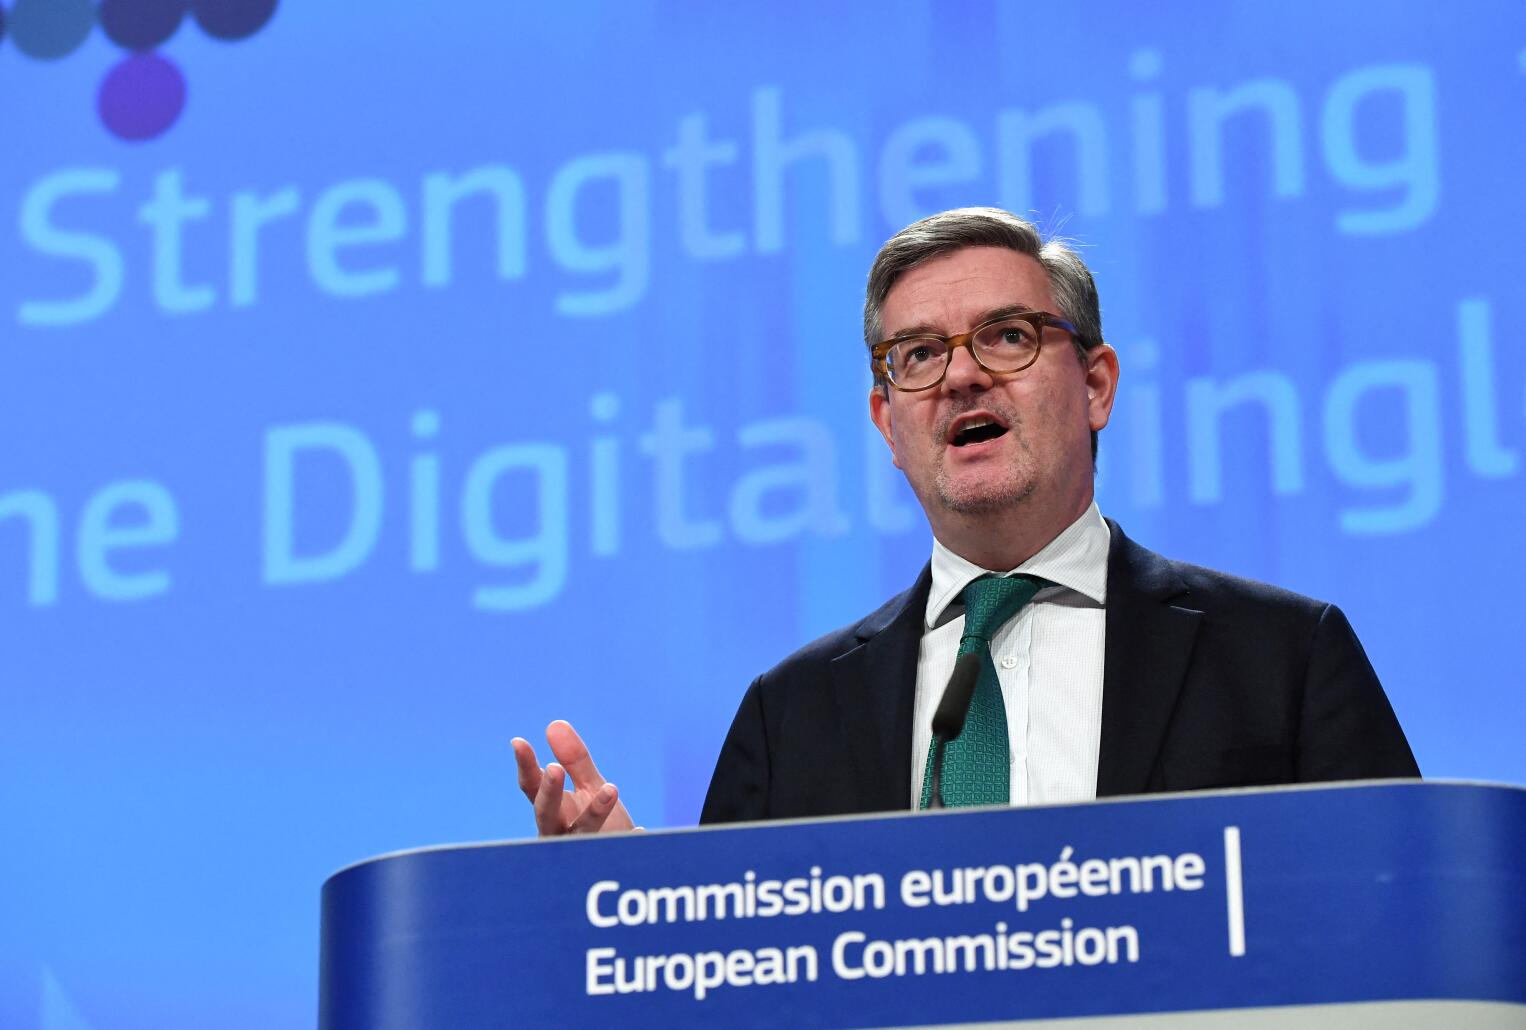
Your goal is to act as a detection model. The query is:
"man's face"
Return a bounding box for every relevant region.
[869,246,1118,545]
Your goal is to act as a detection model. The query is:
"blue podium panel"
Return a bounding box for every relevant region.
[319,783,1526,1028]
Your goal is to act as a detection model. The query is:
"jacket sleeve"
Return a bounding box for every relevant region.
[699,676,771,825]
[1296,603,1421,781]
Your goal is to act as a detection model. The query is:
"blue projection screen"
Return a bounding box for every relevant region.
[2,2,1524,1026]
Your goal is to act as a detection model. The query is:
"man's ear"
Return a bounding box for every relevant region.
[1084,344,1120,432]
[868,386,902,469]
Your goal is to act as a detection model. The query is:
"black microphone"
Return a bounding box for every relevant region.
[926,651,983,810]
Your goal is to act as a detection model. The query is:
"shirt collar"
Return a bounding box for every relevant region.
[925,501,1111,630]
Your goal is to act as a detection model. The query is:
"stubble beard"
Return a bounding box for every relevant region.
[935,462,1037,514]
[931,416,1037,515]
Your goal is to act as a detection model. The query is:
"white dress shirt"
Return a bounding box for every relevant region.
[909,502,1110,808]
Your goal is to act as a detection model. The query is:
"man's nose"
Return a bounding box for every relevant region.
[942,342,993,394]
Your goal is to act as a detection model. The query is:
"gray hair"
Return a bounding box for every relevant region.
[863,207,1104,366]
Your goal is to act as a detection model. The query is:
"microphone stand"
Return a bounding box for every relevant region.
[927,651,982,810]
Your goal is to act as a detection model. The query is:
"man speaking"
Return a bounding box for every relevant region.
[512,207,1417,834]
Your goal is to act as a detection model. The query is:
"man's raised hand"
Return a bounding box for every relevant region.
[512,720,637,836]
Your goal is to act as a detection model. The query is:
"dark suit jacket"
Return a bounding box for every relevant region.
[700,521,1418,824]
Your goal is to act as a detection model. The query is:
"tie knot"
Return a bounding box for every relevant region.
[960,574,1047,644]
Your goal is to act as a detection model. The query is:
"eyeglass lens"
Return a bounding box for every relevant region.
[886,316,1042,388]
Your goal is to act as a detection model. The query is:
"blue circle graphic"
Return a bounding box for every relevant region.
[101,0,189,52]
[190,0,277,41]
[9,0,95,60]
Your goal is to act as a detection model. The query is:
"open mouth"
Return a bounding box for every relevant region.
[950,416,1009,447]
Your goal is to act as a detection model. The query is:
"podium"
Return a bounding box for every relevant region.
[320,782,1526,1028]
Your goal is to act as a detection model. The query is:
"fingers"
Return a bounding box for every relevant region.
[546,720,608,793]
[516,724,635,837]
[569,783,619,833]
[511,737,543,803]
[533,762,568,835]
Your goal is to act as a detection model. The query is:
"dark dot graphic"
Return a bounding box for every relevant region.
[0,6,8,51]
[98,52,187,141]
[101,0,188,52]
[190,0,276,41]
[9,0,95,60]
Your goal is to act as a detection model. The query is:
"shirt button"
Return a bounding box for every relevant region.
[1000,655,1017,669]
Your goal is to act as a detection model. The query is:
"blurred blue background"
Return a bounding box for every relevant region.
[2,2,1523,1025]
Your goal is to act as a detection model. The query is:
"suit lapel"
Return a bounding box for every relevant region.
[1097,523,1202,797]
[828,564,931,814]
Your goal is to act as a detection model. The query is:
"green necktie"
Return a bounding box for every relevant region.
[919,574,1048,809]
